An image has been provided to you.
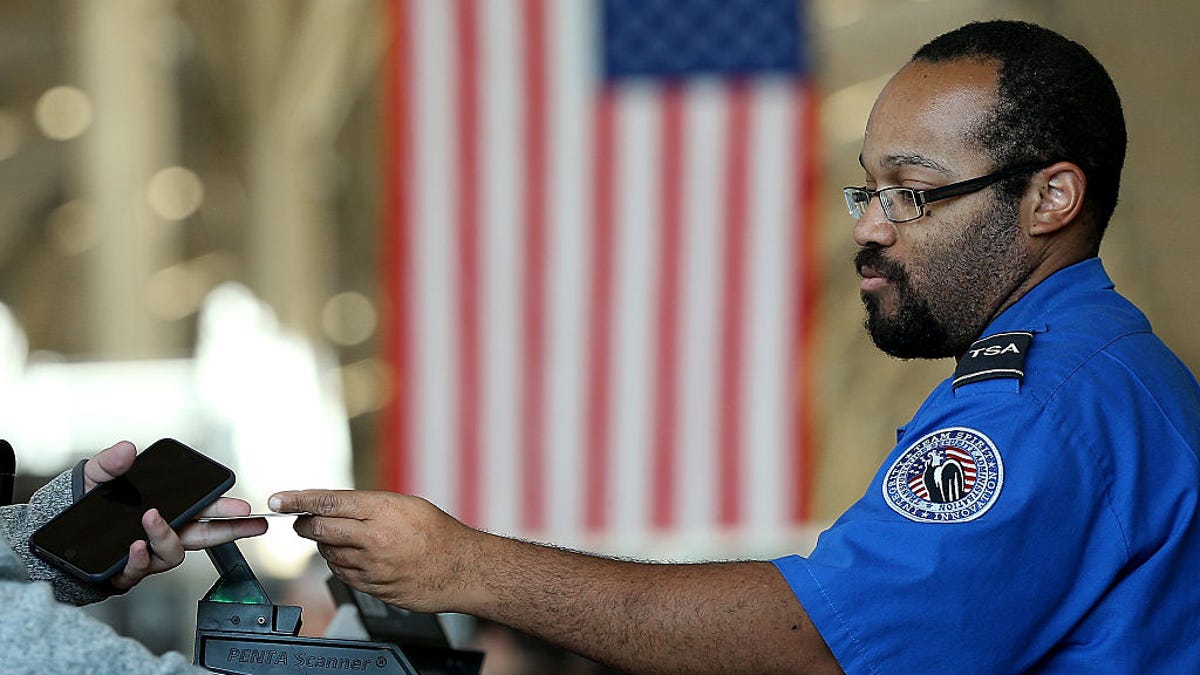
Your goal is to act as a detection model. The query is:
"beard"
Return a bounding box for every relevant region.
[856,246,951,359]
[856,194,1029,360]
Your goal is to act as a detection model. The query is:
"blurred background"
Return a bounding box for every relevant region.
[1,0,1196,670]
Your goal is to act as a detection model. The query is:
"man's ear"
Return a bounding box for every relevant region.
[1027,161,1086,236]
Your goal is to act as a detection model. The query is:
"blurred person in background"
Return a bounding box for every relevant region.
[272,19,1200,674]
[0,441,266,673]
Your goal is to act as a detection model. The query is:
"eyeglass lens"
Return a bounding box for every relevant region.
[844,187,921,222]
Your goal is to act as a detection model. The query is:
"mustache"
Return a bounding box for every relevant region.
[854,245,909,282]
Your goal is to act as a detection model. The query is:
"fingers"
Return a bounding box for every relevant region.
[177,517,269,550]
[277,491,395,551]
[195,496,252,519]
[142,508,184,562]
[273,491,406,549]
[291,513,369,548]
[109,509,184,591]
[109,540,151,592]
[178,498,267,549]
[269,489,366,519]
[82,441,137,492]
[316,542,363,571]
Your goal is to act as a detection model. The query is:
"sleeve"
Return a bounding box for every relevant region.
[774,382,1127,674]
[0,462,114,606]
[0,540,205,674]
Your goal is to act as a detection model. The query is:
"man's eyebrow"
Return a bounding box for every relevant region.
[858,152,953,176]
[881,153,953,176]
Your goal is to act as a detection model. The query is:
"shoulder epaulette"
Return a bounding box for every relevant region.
[953,331,1033,389]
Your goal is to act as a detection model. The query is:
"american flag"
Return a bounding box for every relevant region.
[379,0,818,548]
[907,447,978,501]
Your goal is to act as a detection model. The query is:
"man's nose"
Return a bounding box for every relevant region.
[852,196,898,248]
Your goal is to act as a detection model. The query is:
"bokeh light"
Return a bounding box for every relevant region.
[34,85,93,141]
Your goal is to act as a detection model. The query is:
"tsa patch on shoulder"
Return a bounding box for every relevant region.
[953,331,1033,389]
[882,427,1004,523]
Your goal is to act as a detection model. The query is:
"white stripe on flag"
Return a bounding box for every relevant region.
[411,0,457,517]
[543,0,592,540]
[480,0,523,535]
[743,78,798,536]
[609,83,661,536]
[677,80,726,534]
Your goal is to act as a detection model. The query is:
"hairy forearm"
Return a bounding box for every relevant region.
[279,490,840,672]
[459,534,840,674]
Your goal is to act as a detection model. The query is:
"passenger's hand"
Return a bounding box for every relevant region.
[268,489,483,613]
[83,441,268,591]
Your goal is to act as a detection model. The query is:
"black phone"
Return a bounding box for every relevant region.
[30,438,236,583]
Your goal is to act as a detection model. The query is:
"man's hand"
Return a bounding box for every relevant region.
[83,441,268,591]
[268,489,483,613]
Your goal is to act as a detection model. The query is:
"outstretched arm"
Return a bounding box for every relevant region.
[271,489,841,675]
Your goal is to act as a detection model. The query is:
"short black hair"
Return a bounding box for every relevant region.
[913,20,1126,237]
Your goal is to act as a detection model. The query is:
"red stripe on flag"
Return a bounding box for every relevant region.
[454,0,482,525]
[717,82,751,527]
[585,89,617,532]
[791,81,819,522]
[651,85,684,529]
[519,0,548,531]
[381,0,413,494]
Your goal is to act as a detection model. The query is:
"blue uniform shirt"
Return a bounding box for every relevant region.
[774,259,1200,673]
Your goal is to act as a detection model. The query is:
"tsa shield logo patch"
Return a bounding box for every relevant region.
[882,427,1004,523]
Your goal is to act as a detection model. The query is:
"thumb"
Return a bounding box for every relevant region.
[270,489,360,518]
[83,441,137,491]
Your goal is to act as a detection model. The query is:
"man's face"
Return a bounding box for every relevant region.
[853,59,1033,359]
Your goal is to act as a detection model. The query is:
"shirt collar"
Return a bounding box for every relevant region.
[981,257,1113,336]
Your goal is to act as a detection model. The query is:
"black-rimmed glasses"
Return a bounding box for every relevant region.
[843,161,1051,224]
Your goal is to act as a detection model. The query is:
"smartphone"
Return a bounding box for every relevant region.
[30,438,236,583]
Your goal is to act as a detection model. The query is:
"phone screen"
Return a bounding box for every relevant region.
[30,438,235,582]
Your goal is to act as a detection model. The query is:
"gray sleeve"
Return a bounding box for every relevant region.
[0,539,207,674]
[0,462,112,605]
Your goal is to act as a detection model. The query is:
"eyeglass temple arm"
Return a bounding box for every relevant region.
[920,161,1051,204]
